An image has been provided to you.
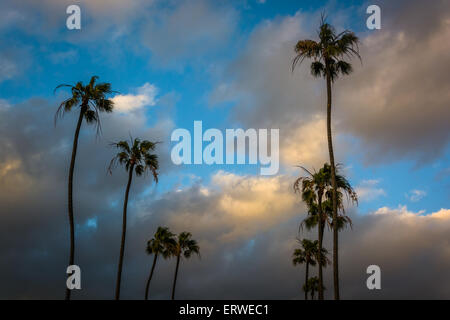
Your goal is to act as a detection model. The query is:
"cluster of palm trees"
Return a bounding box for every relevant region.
[145,227,200,300]
[291,17,361,300]
[55,76,199,300]
[293,164,357,299]
[293,238,330,300]
[55,15,360,301]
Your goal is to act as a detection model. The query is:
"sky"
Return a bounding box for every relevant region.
[0,0,449,299]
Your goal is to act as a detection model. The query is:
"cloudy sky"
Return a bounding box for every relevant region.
[0,0,449,299]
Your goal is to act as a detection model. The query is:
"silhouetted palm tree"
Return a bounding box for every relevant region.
[292,16,361,299]
[294,166,327,300]
[109,138,159,300]
[171,232,200,300]
[54,76,114,300]
[292,239,321,300]
[145,227,176,300]
[295,163,357,299]
[303,277,321,300]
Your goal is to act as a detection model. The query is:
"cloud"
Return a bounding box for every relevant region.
[112,83,158,113]
[0,44,31,83]
[208,12,338,171]
[355,180,386,202]
[405,189,427,202]
[209,12,317,127]
[2,102,450,299]
[0,0,155,39]
[210,0,450,170]
[141,0,238,68]
[280,116,329,169]
[0,53,17,81]
[339,205,450,299]
[161,171,299,243]
[335,0,450,164]
[48,49,78,65]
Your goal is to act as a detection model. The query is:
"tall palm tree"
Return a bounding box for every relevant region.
[109,138,159,300]
[54,76,114,300]
[295,163,357,299]
[171,232,200,300]
[292,239,319,300]
[292,17,361,298]
[144,226,176,300]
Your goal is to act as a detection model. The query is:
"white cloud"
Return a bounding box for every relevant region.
[159,171,300,244]
[405,189,427,202]
[355,179,386,202]
[280,116,329,169]
[48,49,78,65]
[374,205,424,217]
[0,53,18,82]
[373,205,450,219]
[112,83,158,113]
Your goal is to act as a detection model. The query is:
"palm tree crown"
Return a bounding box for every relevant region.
[145,226,176,300]
[147,227,176,259]
[293,238,330,268]
[109,138,159,180]
[292,239,318,267]
[291,16,361,81]
[55,75,115,132]
[295,163,358,232]
[303,277,321,300]
[175,232,200,258]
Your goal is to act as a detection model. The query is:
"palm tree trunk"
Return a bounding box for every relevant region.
[115,164,134,300]
[304,262,309,300]
[317,194,324,300]
[171,254,181,300]
[65,108,84,300]
[326,69,340,300]
[144,254,158,300]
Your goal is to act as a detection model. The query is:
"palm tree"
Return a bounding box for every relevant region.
[295,163,357,299]
[294,166,326,300]
[303,277,321,300]
[144,227,176,300]
[292,239,318,300]
[109,137,159,300]
[319,164,357,232]
[54,76,114,300]
[171,232,200,300]
[292,18,361,298]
